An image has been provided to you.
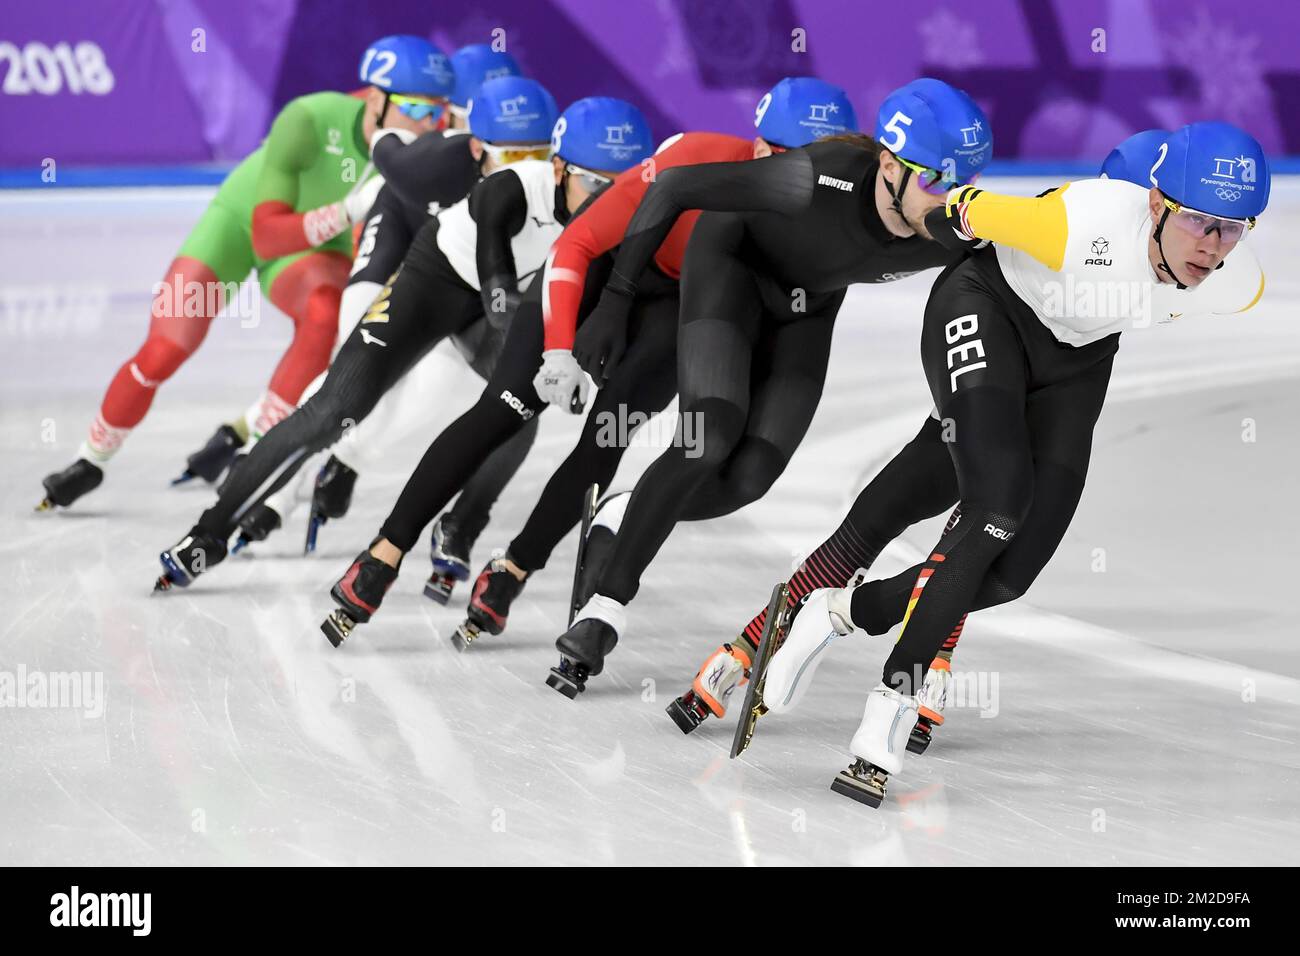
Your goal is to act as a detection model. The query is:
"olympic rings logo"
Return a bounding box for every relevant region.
[1215,187,1241,201]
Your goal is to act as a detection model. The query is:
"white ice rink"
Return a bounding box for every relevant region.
[2,180,1299,866]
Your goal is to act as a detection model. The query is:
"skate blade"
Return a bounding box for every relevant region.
[830,763,887,808]
[231,536,250,556]
[34,497,55,512]
[304,516,323,555]
[450,621,480,653]
[170,470,198,487]
[423,575,454,605]
[546,664,584,699]
[321,609,355,648]
[666,696,705,735]
[729,583,790,759]
[152,574,174,593]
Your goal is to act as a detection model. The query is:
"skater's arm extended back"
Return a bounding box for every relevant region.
[251,99,336,260]
[605,148,815,297]
[469,168,529,327]
[372,130,477,211]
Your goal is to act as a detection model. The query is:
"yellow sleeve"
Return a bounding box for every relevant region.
[944,183,1071,271]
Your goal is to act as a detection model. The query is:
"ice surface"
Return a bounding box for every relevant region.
[1,180,1298,865]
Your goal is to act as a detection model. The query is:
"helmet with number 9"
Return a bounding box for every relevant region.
[874,77,990,186]
[1150,120,1270,219]
[359,35,455,98]
[469,76,559,144]
[1100,129,1169,185]
[450,44,522,109]
[552,97,652,173]
[754,77,857,148]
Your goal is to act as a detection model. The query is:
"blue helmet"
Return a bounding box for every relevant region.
[1100,129,1169,186]
[755,77,857,148]
[468,76,559,144]
[1151,121,1270,218]
[450,44,522,109]
[552,97,653,173]
[359,35,454,98]
[874,77,991,186]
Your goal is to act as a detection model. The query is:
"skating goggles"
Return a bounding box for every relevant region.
[1161,196,1254,242]
[897,155,974,196]
[481,142,553,165]
[564,163,613,193]
[388,93,449,123]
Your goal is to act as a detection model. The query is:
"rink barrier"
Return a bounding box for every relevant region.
[5,158,1300,189]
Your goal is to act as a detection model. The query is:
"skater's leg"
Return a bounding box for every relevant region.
[676,302,841,522]
[875,273,1034,695]
[506,291,680,573]
[196,247,480,538]
[738,413,960,653]
[579,213,765,607]
[375,295,551,554]
[850,355,1114,636]
[249,249,353,437]
[446,417,540,544]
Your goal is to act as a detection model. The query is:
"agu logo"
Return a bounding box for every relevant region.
[1085,236,1112,266]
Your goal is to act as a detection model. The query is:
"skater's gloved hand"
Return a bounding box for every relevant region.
[533,349,590,414]
[343,174,386,226]
[573,287,631,388]
[369,126,419,155]
[922,204,989,251]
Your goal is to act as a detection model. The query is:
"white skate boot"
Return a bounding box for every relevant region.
[763,587,855,715]
[909,658,952,754]
[830,683,919,807]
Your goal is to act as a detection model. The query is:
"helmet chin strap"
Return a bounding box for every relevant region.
[1151,207,1187,290]
[882,162,913,221]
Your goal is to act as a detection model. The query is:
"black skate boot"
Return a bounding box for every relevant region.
[451,554,527,652]
[424,513,472,605]
[305,455,358,554]
[172,423,242,485]
[321,546,399,647]
[155,525,228,591]
[37,458,104,511]
[230,504,282,555]
[569,488,628,621]
[547,616,619,699]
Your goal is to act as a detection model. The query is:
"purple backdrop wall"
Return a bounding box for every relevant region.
[3,0,1299,172]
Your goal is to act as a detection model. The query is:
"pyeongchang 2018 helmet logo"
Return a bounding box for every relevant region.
[600,122,641,163]
[1202,155,1257,202]
[956,118,988,164]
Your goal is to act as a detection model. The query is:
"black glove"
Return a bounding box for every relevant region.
[573,286,633,388]
[922,204,989,252]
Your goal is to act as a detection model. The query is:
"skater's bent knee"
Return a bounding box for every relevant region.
[682,397,746,469]
[133,336,194,383]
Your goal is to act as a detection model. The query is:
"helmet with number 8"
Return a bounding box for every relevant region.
[754,77,857,148]
[552,97,653,173]
[359,35,455,98]
[874,77,990,187]
[1100,129,1169,185]
[1150,121,1270,219]
[469,76,559,144]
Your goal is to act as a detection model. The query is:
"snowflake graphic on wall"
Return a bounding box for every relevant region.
[1166,6,1268,124]
[918,8,985,69]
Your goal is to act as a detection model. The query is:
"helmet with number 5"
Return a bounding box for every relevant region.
[874,77,990,189]
[359,35,455,98]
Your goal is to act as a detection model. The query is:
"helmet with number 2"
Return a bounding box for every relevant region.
[1151,121,1270,220]
[359,35,455,98]
[874,77,990,188]
[1100,129,1169,185]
